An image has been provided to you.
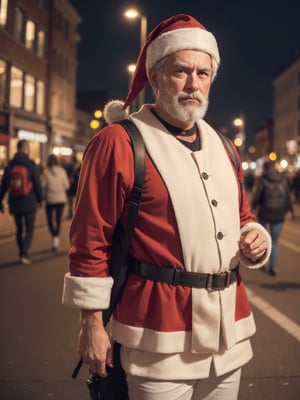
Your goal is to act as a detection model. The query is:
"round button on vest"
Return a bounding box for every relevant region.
[217,232,224,240]
[211,199,218,207]
[202,172,209,180]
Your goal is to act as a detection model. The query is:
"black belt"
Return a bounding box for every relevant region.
[131,260,239,290]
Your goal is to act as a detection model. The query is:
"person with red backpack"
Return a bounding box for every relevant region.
[0,139,43,264]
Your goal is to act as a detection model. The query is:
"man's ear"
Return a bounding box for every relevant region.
[148,68,158,92]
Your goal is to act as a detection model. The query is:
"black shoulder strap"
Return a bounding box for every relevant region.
[117,119,146,251]
[216,131,244,210]
[72,119,145,380]
[102,119,146,324]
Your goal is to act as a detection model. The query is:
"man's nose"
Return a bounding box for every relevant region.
[185,73,200,91]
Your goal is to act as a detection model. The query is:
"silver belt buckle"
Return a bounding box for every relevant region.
[207,273,214,291]
[207,270,231,291]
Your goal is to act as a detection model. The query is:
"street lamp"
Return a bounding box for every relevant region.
[127,64,137,111]
[124,8,147,108]
[127,63,136,82]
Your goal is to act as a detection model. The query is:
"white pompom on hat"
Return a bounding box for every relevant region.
[103,14,220,124]
[103,100,130,125]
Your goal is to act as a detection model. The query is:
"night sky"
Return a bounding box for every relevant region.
[70,0,299,144]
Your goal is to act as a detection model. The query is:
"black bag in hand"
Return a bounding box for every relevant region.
[86,343,129,400]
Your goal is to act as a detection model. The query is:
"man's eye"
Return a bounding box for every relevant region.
[175,68,186,74]
[198,70,210,77]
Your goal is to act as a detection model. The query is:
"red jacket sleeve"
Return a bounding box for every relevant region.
[69,125,135,277]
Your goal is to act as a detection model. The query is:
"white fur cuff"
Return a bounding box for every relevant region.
[239,222,272,269]
[62,273,114,309]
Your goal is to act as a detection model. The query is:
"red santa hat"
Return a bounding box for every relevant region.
[104,14,220,124]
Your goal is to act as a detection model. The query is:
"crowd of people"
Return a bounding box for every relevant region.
[0,139,80,264]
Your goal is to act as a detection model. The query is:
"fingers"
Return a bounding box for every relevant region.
[240,229,268,262]
[81,342,113,378]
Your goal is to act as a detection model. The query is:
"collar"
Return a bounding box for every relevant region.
[151,109,197,137]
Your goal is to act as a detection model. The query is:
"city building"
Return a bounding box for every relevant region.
[0,0,81,174]
[273,55,300,167]
[253,119,273,159]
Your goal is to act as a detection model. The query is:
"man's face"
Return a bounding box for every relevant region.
[151,50,212,129]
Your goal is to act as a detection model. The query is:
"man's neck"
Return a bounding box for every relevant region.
[151,108,199,144]
[152,105,195,131]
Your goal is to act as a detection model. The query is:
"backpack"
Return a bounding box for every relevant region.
[9,164,33,197]
[261,178,289,221]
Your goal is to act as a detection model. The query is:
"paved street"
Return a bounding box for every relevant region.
[0,204,299,399]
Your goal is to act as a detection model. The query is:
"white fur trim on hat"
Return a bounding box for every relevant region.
[103,100,130,124]
[239,222,272,269]
[62,273,114,309]
[146,27,220,80]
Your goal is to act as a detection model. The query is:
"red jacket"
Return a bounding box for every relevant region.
[63,107,271,377]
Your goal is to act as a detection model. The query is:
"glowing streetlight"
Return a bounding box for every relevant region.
[127,63,136,88]
[232,115,246,158]
[234,136,243,147]
[94,110,103,119]
[124,8,147,108]
[268,152,277,161]
[90,119,100,130]
[233,117,244,128]
[127,63,136,75]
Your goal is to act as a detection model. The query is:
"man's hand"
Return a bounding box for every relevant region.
[240,229,268,263]
[79,310,113,377]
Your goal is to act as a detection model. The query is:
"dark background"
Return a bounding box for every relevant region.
[70,0,299,144]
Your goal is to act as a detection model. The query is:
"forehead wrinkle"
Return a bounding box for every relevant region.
[172,59,212,72]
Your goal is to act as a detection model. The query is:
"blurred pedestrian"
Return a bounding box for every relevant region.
[65,155,80,219]
[252,160,294,275]
[63,14,271,400]
[41,154,70,251]
[292,169,300,204]
[244,170,255,192]
[0,139,43,264]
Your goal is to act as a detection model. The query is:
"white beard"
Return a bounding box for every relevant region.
[157,89,209,125]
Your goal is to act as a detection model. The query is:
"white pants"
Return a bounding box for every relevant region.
[127,368,241,400]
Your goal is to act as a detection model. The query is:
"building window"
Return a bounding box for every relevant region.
[37,29,45,58]
[0,0,8,27]
[0,59,7,107]
[25,20,36,51]
[36,80,45,115]
[24,74,35,112]
[13,7,26,44]
[9,66,23,108]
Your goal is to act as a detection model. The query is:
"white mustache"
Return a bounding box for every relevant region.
[177,92,204,102]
